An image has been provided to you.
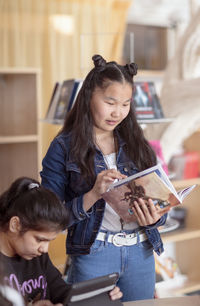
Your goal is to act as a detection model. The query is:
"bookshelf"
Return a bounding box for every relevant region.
[159,177,200,296]
[0,68,41,193]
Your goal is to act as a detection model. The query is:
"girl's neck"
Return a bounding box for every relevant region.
[95,132,117,155]
[0,232,15,257]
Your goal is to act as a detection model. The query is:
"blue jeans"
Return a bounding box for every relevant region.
[66,230,155,302]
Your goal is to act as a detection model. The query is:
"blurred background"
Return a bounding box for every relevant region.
[1,0,200,297]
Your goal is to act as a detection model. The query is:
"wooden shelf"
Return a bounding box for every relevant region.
[0,69,41,193]
[161,228,200,243]
[138,118,173,124]
[0,135,39,144]
[172,178,200,189]
[171,279,200,295]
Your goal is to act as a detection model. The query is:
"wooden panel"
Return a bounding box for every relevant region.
[0,73,37,136]
[48,231,67,274]
[0,142,38,193]
[181,187,200,229]
[176,238,200,281]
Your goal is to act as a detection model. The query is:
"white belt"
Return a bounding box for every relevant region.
[96,230,147,247]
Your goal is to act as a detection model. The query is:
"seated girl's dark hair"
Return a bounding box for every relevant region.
[0,177,69,233]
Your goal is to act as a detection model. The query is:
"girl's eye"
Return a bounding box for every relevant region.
[36,238,42,242]
[105,102,114,105]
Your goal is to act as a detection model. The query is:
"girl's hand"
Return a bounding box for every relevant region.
[33,300,63,306]
[84,169,126,211]
[92,169,126,199]
[109,286,123,300]
[131,198,170,226]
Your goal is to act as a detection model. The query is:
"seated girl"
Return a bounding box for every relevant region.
[0,177,122,306]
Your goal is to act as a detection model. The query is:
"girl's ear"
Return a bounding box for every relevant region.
[9,216,21,233]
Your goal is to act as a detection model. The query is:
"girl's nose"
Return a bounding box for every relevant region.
[111,106,120,117]
[38,242,49,254]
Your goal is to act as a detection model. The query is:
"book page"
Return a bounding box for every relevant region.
[177,184,197,201]
[102,172,180,223]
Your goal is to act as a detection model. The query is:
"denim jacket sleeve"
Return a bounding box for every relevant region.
[145,213,168,229]
[40,137,93,226]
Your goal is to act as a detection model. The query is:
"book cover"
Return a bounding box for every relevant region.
[45,82,62,120]
[45,82,59,119]
[67,79,83,111]
[133,82,164,121]
[102,164,196,223]
[54,79,75,120]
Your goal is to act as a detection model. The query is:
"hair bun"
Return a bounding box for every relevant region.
[125,63,138,77]
[92,54,106,68]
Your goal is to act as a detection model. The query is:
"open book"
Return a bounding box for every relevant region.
[102,164,197,223]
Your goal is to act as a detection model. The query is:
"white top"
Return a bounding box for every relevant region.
[100,153,138,232]
[0,285,25,306]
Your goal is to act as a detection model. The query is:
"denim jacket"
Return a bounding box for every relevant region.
[41,132,167,256]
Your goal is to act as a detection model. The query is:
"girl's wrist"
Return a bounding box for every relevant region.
[83,190,100,210]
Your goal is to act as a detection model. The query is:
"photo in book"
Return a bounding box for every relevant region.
[133,81,164,121]
[102,164,197,223]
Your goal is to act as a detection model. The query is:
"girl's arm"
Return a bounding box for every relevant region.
[41,138,125,226]
[41,138,92,226]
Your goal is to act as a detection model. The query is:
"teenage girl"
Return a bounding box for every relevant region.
[41,54,168,301]
[0,177,122,305]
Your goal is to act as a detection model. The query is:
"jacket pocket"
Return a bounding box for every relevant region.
[65,161,89,194]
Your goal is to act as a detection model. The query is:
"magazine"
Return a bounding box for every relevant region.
[102,164,197,223]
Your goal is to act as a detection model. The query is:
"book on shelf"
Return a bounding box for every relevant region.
[69,79,83,111]
[45,79,83,123]
[102,163,197,223]
[67,79,83,112]
[45,82,60,120]
[133,81,164,121]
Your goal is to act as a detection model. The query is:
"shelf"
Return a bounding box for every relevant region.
[138,118,173,124]
[0,69,41,193]
[172,178,200,189]
[0,135,39,144]
[171,279,200,295]
[161,228,200,243]
[41,118,63,125]
[0,67,41,74]
[157,279,200,297]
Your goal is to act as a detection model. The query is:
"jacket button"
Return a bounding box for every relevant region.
[124,167,128,172]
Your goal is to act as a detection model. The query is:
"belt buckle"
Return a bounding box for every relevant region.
[112,232,126,247]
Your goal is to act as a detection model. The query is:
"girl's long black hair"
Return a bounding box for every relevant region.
[0,177,69,233]
[59,54,157,182]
